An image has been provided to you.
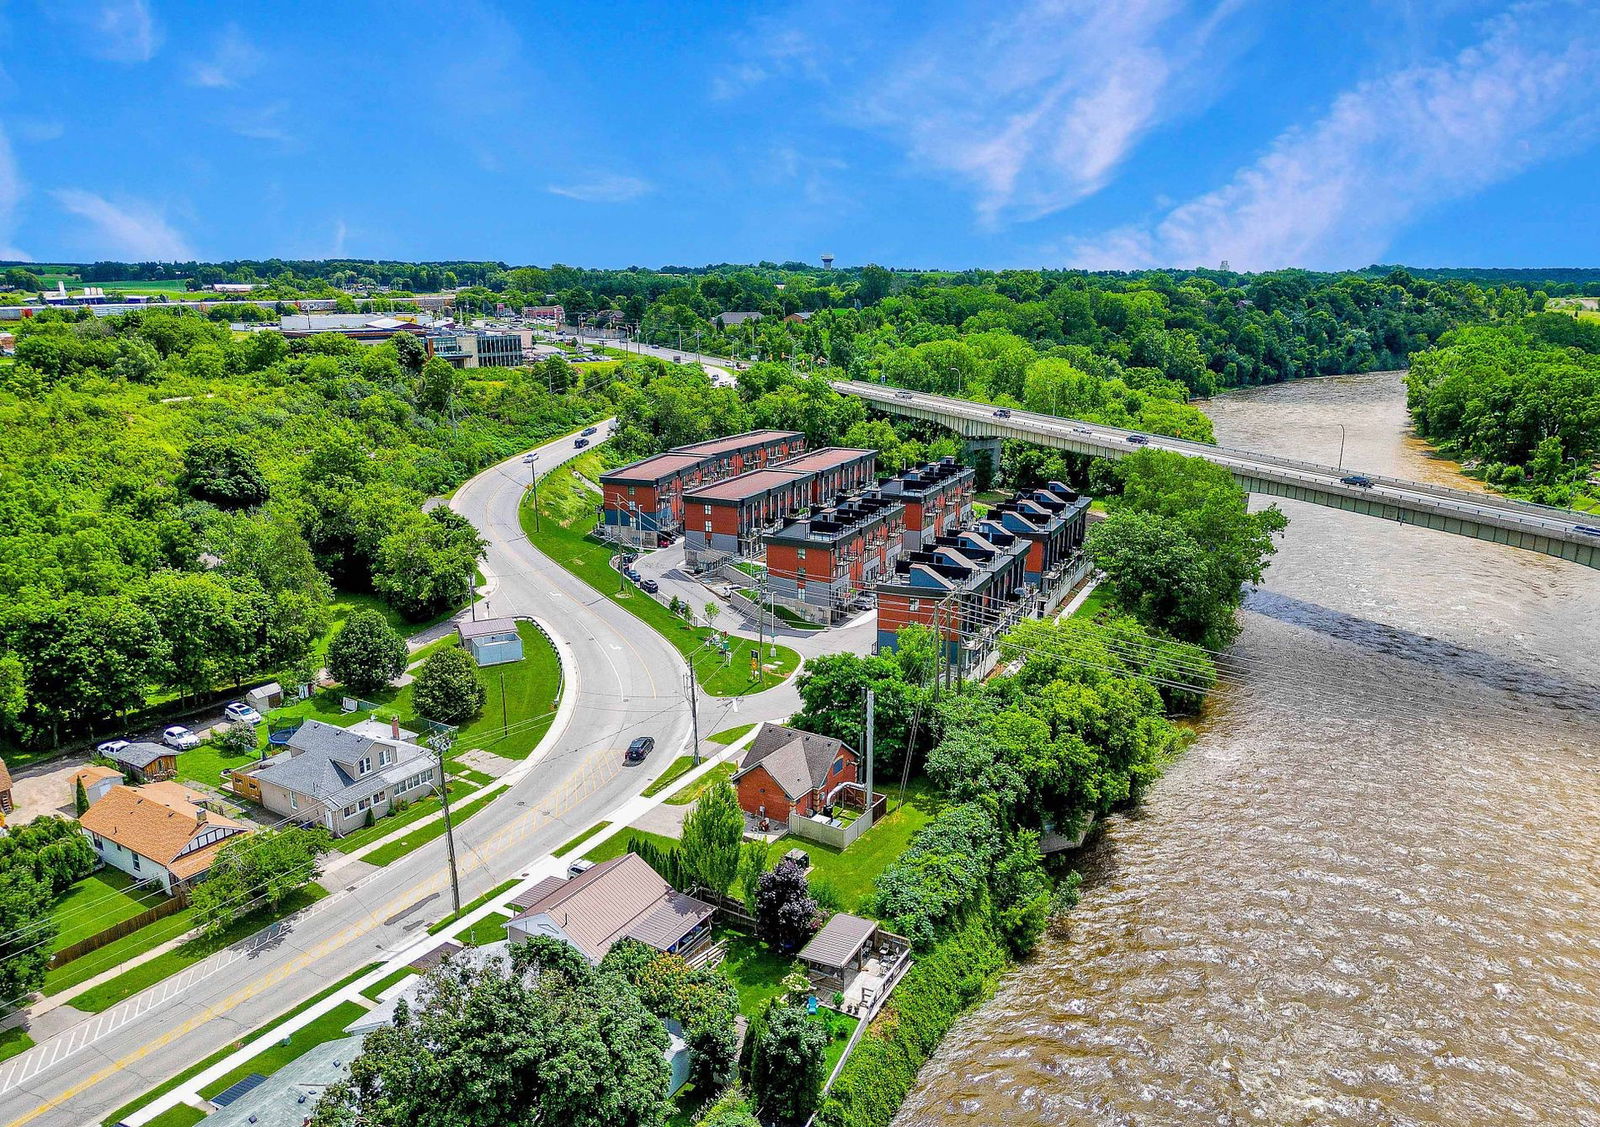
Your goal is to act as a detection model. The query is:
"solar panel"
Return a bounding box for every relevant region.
[211,1073,268,1107]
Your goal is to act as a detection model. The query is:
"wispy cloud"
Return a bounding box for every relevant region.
[189,24,263,88]
[1068,1,1600,270]
[228,101,295,146]
[51,0,161,63]
[547,175,654,204]
[0,126,28,261]
[711,25,826,100]
[52,189,192,260]
[861,0,1247,226]
[330,219,348,259]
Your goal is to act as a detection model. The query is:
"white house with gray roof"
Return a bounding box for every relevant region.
[237,719,438,836]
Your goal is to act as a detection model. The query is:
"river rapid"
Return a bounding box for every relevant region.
[894,371,1600,1127]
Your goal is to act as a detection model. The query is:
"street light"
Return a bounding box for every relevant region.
[523,453,540,533]
[1334,424,1346,469]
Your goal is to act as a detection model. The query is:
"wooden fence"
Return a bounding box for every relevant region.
[50,889,188,969]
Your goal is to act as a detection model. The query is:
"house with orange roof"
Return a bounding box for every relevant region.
[73,764,123,808]
[79,783,252,893]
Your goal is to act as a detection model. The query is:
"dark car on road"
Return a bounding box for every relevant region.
[574,437,589,448]
[1574,525,1600,536]
[640,578,659,594]
[625,736,655,763]
[993,408,1012,418]
[1125,433,1149,445]
[1340,474,1374,488]
[581,426,598,436]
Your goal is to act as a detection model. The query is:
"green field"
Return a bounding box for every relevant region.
[583,827,681,865]
[363,787,499,866]
[640,755,698,798]
[0,1027,34,1065]
[1068,583,1114,621]
[43,904,199,996]
[552,820,611,857]
[50,870,169,953]
[521,453,800,696]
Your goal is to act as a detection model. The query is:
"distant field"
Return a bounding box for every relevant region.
[33,274,192,294]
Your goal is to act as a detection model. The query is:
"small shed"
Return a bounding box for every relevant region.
[0,755,11,815]
[111,741,178,783]
[74,765,123,806]
[245,682,284,713]
[456,617,524,667]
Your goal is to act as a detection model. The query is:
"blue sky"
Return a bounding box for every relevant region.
[2,0,1598,270]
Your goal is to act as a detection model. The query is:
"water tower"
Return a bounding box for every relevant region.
[821,254,834,270]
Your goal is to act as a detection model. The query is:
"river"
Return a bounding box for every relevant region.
[894,371,1600,1127]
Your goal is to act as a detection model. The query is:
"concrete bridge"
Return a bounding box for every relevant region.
[834,380,1600,571]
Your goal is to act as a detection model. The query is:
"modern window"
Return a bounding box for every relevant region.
[344,804,356,817]
[374,790,386,804]
[378,748,390,767]
[909,598,921,612]
[797,547,806,560]
[833,757,846,776]
[704,521,712,532]
[92,835,103,850]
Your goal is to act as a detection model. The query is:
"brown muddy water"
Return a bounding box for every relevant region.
[895,371,1600,1127]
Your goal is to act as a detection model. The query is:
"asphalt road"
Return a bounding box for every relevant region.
[0,425,713,1127]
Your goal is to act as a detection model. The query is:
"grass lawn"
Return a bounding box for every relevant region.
[640,755,697,798]
[717,927,796,1017]
[315,591,467,665]
[553,821,610,857]
[425,878,520,934]
[735,590,824,630]
[1068,583,1115,621]
[199,1000,368,1099]
[99,959,383,1126]
[359,966,417,1002]
[521,454,800,697]
[813,1008,859,1076]
[44,905,199,996]
[459,913,512,946]
[0,1027,34,1064]
[50,870,168,953]
[776,781,943,912]
[451,625,562,758]
[664,762,734,806]
[707,723,755,745]
[141,1106,205,1127]
[364,788,499,866]
[583,827,681,864]
[70,885,329,1013]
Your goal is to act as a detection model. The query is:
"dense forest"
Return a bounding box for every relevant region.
[1406,313,1600,507]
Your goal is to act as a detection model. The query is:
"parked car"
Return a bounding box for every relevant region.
[163,725,200,750]
[1340,474,1375,488]
[993,408,1012,418]
[623,567,642,583]
[581,426,598,436]
[625,736,655,763]
[672,354,682,362]
[640,578,659,594]
[574,437,589,449]
[567,858,595,878]
[1125,434,1149,445]
[96,739,130,758]
[223,701,262,725]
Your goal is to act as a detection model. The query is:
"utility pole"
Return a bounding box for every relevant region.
[862,688,875,831]
[685,659,701,765]
[499,670,508,736]
[523,452,540,533]
[427,731,462,916]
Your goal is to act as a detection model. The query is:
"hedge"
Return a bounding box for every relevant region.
[813,913,1011,1127]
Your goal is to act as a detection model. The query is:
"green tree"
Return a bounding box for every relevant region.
[371,508,485,622]
[0,870,54,1016]
[600,939,741,1093]
[417,355,466,415]
[326,609,407,695]
[188,827,330,933]
[411,645,487,725]
[74,776,89,816]
[679,780,744,895]
[754,857,819,954]
[746,1002,829,1125]
[179,437,270,509]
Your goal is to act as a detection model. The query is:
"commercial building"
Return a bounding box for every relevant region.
[524,304,565,322]
[598,430,805,548]
[877,458,976,551]
[765,490,906,622]
[504,852,715,963]
[231,719,438,836]
[277,314,437,343]
[79,782,252,893]
[875,526,1034,681]
[427,330,525,368]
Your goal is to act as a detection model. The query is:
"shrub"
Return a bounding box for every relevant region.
[411,646,487,726]
[327,609,407,695]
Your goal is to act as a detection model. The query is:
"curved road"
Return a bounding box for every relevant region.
[1,427,703,1127]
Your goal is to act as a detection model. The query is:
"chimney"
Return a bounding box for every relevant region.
[195,807,206,825]
[391,718,400,739]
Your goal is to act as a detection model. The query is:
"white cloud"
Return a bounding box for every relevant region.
[229,101,294,146]
[52,1,161,63]
[52,189,192,260]
[1068,2,1600,271]
[861,0,1247,226]
[189,25,263,88]
[0,126,28,261]
[330,219,348,258]
[547,175,654,204]
[711,25,826,100]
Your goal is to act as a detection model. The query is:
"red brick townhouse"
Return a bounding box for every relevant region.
[731,722,859,823]
[599,430,804,548]
[765,491,906,623]
[681,468,816,567]
[875,527,1032,682]
[771,447,878,506]
[877,457,975,551]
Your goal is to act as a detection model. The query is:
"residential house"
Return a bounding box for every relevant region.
[772,447,878,507]
[504,852,715,963]
[79,782,252,893]
[73,764,123,807]
[203,1035,366,1127]
[715,311,764,328]
[681,469,814,567]
[731,723,859,822]
[457,617,524,666]
[110,741,178,783]
[233,719,438,836]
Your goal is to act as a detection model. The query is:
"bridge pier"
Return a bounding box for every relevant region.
[963,436,1001,489]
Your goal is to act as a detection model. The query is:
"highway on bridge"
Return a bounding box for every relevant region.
[837,380,1600,571]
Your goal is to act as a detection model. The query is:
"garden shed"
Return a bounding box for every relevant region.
[456,618,524,666]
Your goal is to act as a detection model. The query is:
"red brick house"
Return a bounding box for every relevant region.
[731,723,858,822]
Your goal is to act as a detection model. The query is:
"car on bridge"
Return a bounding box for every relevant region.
[625,736,655,763]
[1340,474,1375,488]
[993,408,1012,418]
[895,389,914,399]
[1574,525,1600,536]
[575,437,589,448]
[1125,434,1149,445]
